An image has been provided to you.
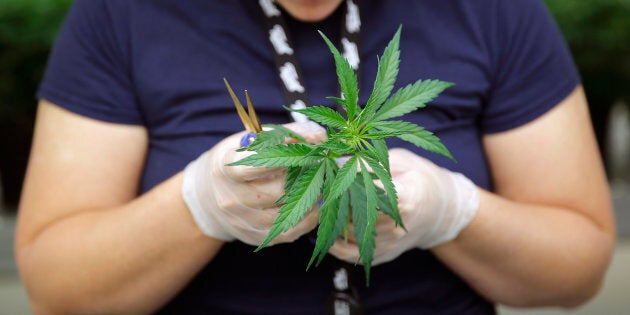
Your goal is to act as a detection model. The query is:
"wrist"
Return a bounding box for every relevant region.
[181,153,235,241]
[418,170,480,249]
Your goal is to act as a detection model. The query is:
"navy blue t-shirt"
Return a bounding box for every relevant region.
[38,0,579,314]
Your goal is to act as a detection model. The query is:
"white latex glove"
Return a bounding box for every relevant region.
[329,148,479,265]
[181,121,327,246]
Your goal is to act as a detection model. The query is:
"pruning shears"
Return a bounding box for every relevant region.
[223,78,262,147]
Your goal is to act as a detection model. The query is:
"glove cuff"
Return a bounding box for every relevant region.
[181,152,234,241]
[420,172,479,249]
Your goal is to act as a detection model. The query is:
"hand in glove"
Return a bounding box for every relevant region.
[181,121,327,246]
[329,148,480,265]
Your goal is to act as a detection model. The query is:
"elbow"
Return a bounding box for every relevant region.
[29,301,60,315]
[27,296,85,315]
[556,275,605,309]
[15,253,60,315]
[558,234,616,308]
[503,236,614,309]
[16,246,85,315]
[499,272,607,310]
[553,229,615,309]
[558,258,613,308]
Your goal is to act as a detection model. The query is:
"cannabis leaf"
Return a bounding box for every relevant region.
[237,124,306,152]
[231,25,454,284]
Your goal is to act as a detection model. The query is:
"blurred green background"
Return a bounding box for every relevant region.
[1,0,73,210]
[1,0,629,210]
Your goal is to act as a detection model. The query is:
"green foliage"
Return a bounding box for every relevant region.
[0,0,73,117]
[0,0,73,45]
[545,0,630,74]
[372,80,453,122]
[544,0,630,102]
[0,0,73,208]
[237,124,306,152]
[232,26,453,283]
[231,143,325,167]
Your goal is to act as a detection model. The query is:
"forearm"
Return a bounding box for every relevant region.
[17,172,223,314]
[432,189,615,308]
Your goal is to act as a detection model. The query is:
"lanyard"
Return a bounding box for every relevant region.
[259,0,361,122]
[259,2,364,314]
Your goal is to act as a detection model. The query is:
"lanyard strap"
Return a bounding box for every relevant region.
[259,0,361,122]
[259,2,364,314]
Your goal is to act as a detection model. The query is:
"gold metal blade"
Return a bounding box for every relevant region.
[223,78,254,132]
[245,90,262,133]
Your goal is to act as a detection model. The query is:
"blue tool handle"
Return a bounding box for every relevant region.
[240,132,257,148]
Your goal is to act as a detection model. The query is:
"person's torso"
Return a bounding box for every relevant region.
[125,1,496,313]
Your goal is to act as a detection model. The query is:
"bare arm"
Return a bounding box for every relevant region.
[16,100,223,314]
[432,86,616,307]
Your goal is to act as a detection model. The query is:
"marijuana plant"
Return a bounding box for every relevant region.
[230,26,453,283]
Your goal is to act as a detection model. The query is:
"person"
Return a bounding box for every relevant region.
[15,0,615,314]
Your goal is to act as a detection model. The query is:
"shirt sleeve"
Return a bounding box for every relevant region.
[480,0,580,134]
[37,0,142,125]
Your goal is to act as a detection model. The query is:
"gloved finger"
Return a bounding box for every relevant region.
[392,172,426,211]
[338,212,397,242]
[209,131,276,181]
[221,146,287,182]
[372,248,403,266]
[389,148,440,181]
[232,228,272,247]
[370,234,410,266]
[238,175,287,209]
[221,122,325,181]
[387,148,422,176]
[328,238,361,264]
[269,208,319,245]
[282,121,327,144]
[226,205,281,231]
[374,217,405,236]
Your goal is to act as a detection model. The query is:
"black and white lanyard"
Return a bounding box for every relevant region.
[259,0,361,122]
[259,2,364,314]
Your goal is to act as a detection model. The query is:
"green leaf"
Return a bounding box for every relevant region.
[323,190,350,265]
[238,124,305,152]
[277,165,309,205]
[229,143,325,167]
[370,138,390,170]
[326,96,349,110]
[288,105,348,129]
[351,177,398,226]
[361,154,404,228]
[318,138,356,156]
[349,176,397,224]
[308,160,352,268]
[362,130,405,140]
[375,186,395,218]
[318,30,359,120]
[228,27,457,286]
[373,79,454,121]
[309,190,351,268]
[256,161,327,250]
[328,155,359,200]
[355,160,378,285]
[359,25,401,125]
[306,160,337,269]
[376,120,455,161]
